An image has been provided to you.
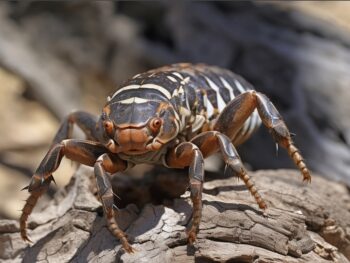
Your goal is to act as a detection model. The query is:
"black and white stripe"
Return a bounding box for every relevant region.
[108,64,262,143]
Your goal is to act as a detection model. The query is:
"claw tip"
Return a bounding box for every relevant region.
[21,235,33,243]
[21,186,29,191]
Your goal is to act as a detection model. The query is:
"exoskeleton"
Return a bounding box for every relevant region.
[20,63,311,253]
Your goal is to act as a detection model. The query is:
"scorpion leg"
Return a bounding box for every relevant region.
[166,142,204,244]
[53,111,99,144]
[20,139,107,242]
[94,154,134,253]
[214,90,311,182]
[191,131,267,210]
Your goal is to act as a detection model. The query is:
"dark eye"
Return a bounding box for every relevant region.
[150,118,162,133]
[104,120,114,136]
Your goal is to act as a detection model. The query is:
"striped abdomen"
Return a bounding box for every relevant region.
[110,63,261,145]
[182,65,262,145]
[153,64,262,145]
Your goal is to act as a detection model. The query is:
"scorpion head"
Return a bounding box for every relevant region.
[97,99,179,155]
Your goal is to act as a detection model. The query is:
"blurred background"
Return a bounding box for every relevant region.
[0,1,350,220]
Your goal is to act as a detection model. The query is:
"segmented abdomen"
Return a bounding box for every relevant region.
[163,64,262,145]
[112,63,261,145]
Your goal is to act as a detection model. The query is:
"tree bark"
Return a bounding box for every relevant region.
[0,167,349,262]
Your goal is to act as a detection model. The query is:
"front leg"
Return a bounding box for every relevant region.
[20,139,107,242]
[166,142,204,244]
[94,153,134,253]
[53,111,99,144]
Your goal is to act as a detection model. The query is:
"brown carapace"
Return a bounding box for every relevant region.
[20,63,311,253]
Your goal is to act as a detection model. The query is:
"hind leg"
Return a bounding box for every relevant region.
[214,90,311,182]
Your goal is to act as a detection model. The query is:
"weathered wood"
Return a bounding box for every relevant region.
[0,167,349,262]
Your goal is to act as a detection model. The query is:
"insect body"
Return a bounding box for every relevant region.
[20,63,311,253]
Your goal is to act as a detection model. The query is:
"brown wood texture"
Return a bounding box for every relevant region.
[0,167,349,262]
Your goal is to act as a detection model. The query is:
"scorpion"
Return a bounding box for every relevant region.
[20,63,311,253]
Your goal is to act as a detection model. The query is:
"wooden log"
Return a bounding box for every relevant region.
[0,166,349,262]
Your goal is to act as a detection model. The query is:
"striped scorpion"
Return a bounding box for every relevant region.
[20,63,311,253]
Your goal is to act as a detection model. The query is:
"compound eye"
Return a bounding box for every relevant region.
[149,118,162,133]
[104,120,114,136]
